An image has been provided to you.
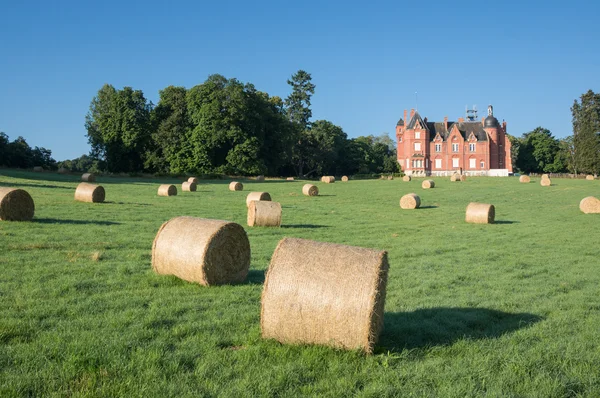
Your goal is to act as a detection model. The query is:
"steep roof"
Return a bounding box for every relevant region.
[404,112,489,141]
[406,112,425,129]
[453,122,488,141]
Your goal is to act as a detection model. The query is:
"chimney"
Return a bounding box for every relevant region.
[502,120,507,131]
[458,117,464,123]
[404,109,407,123]
[481,116,485,126]
[410,108,415,119]
[444,116,448,130]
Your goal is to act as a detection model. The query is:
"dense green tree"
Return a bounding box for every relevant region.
[0,134,55,169]
[572,90,600,174]
[515,127,564,173]
[0,132,9,166]
[284,70,315,127]
[558,136,577,174]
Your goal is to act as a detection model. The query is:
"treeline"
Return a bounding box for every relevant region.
[83,71,399,177]
[0,133,55,169]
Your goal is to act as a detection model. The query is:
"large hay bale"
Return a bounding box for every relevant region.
[402,175,411,182]
[286,177,294,181]
[519,175,530,183]
[248,201,282,227]
[465,202,495,224]
[0,188,35,221]
[302,184,319,196]
[188,177,199,184]
[256,175,265,181]
[152,217,250,286]
[322,176,335,183]
[400,193,420,209]
[261,237,389,353]
[75,182,105,203]
[57,167,68,174]
[33,166,43,172]
[182,181,197,192]
[580,196,600,214]
[586,175,595,181]
[158,184,177,196]
[246,192,271,207]
[81,173,95,182]
[341,176,349,182]
[422,179,435,189]
[540,177,552,186]
[450,174,460,182]
[460,175,467,182]
[229,181,243,191]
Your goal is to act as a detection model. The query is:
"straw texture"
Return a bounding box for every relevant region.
[182,181,197,192]
[256,175,265,181]
[322,176,335,183]
[422,180,435,189]
[302,184,319,196]
[81,173,95,182]
[450,174,460,182]
[229,181,243,191]
[246,192,271,207]
[460,175,467,182]
[158,184,177,196]
[465,202,495,224]
[540,177,552,186]
[387,176,394,180]
[0,188,35,221]
[519,175,531,183]
[188,177,199,184]
[400,193,421,209]
[74,183,105,203]
[586,175,595,181]
[579,196,600,214]
[402,176,411,182]
[286,177,294,181]
[341,176,349,182]
[33,166,43,172]
[261,237,389,353]
[152,216,251,286]
[247,201,282,227]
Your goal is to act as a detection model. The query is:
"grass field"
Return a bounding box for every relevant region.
[1,169,599,397]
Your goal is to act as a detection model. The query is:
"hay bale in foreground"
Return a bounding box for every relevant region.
[586,175,595,181]
[0,188,35,221]
[580,196,600,214]
[33,166,43,172]
[158,184,177,196]
[450,174,460,182]
[188,177,199,184]
[81,173,95,182]
[261,237,389,354]
[460,175,467,182]
[422,179,435,189]
[540,177,552,186]
[465,202,495,224]
[402,175,411,182]
[519,175,530,183]
[75,182,105,203]
[286,177,294,181]
[248,201,282,227]
[58,167,68,174]
[182,181,197,192]
[152,216,250,286]
[246,192,271,207]
[256,175,265,181]
[400,193,420,209]
[229,181,243,191]
[322,176,335,183]
[341,176,349,182]
[302,184,319,196]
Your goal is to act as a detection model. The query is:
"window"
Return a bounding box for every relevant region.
[398,136,402,143]
[435,144,441,152]
[435,159,442,169]
[452,158,459,168]
[452,143,459,152]
[469,158,476,169]
[415,131,420,139]
[480,161,485,169]
[426,159,429,167]
[406,158,409,168]
[414,142,421,151]
[412,159,423,168]
[469,143,476,152]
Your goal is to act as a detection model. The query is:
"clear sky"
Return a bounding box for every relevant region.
[1,0,598,161]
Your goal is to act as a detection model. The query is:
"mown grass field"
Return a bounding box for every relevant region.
[1,169,599,397]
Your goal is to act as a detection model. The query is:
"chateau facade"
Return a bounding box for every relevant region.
[396,105,512,176]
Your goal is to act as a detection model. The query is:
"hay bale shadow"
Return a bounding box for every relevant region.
[419,205,438,209]
[281,224,330,229]
[377,307,542,352]
[495,220,519,224]
[35,218,121,226]
[245,269,265,285]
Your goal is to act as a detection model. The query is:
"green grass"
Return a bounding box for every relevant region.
[1,169,600,397]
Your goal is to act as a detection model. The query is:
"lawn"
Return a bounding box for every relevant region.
[1,169,599,397]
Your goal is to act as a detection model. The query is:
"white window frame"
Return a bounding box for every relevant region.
[452,143,459,152]
[480,161,485,169]
[415,131,420,139]
[469,158,476,169]
[435,144,441,152]
[435,159,442,169]
[406,158,409,168]
[469,143,476,152]
[414,142,421,151]
[398,136,402,143]
[452,158,459,168]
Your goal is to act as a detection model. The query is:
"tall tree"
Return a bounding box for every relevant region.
[558,136,577,174]
[0,132,8,166]
[572,90,600,174]
[516,127,563,173]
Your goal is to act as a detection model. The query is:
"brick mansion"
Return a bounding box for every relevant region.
[396,105,512,176]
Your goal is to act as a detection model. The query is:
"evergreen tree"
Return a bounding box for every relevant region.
[572,90,600,174]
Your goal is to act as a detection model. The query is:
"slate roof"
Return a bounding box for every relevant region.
[404,112,488,141]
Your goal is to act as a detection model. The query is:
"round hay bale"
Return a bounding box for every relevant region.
[341,176,349,182]
[152,216,250,286]
[322,176,335,184]
[33,166,43,172]
[465,202,495,224]
[74,182,105,203]
[519,175,531,183]
[541,174,549,179]
[57,167,68,174]
[400,193,421,209]
[256,175,265,181]
[0,188,35,221]
[460,175,467,182]
[81,173,95,182]
[540,177,552,186]
[246,192,271,207]
[402,175,411,182]
[579,196,600,214]
[229,181,243,191]
[261,237,389,353]
[188,177,199,184]
[387,176,394,180]
[158,184,177,197]
[586,175,595,181]
[248,201,282,227]
[422,179,435,189]
[286,177,294,181]
[450,174,460,182]
[182,181,197,192]
[302,184,319,196]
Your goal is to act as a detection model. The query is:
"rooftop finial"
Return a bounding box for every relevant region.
[488,104,493,117]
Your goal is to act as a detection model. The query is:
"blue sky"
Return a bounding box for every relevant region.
[1,0,598,161]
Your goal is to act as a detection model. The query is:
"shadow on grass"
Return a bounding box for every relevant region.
[419,205,438,209]
[281,224,330,229]
[245,269,266,285]
[495,220,519,224]
[104,201,152,206]
[318,194,337,197]
[0,182,73,190]
[35,218,121,226]
[378,307,543,352]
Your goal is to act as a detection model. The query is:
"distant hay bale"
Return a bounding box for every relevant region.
[422,179,435,189]
[286,177,294,181]
[540,177,552,186]
[246,192,271,207]
[75,182,105,203]
[81,173,95,182]
[402,176,411,182]
[541,174,549,179]
[152,216,250,286]
[450,174,460,182]
[400,193,421,209]
[158,184,177,197]
[519,175,530,183]
[586,175,595,181]
[182,181,197,192]
[33,166,43,172]
[256,175,265,181]
[322,176,335,183]
[579,196,600,214]
[460,175,467,182]
[188,177,199,184]
[387,176,394,180]
[465,202,495,224]
[57,167,68,174]
[0,188,35,221]
[229,181,243,191]
[341,176,349,182]
[302,184,319,196]
[248,201,282,227]
[261,237,389,353]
